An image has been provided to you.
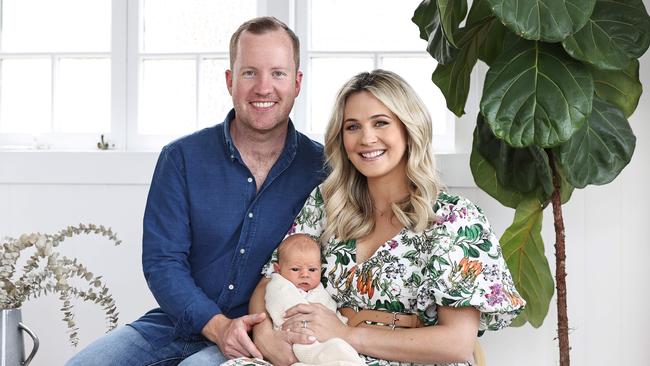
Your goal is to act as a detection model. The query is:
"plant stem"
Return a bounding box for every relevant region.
[548,151,570,365]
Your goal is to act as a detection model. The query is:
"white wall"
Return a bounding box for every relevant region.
[2,52,649,366]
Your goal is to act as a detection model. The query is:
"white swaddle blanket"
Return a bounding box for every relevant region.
[265,273,366,366]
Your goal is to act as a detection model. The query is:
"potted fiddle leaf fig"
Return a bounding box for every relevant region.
[412,0,650,364]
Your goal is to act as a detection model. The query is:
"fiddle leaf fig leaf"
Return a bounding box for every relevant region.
[475,114,549,194]
[486,0,595,42]
[477,19,508,67]
[557,96,636,188]
[556,163,575,204]
[530,147,554,200]
[465,0,510,65]
[437,0,468,47]
[481,39,593,148]
[466,0,493,25]
[501,198,554,328]
[413,0,460,64]
[432,17,497,116]
[470,138,526,209]
[589,60,642,118]
[562,0,650,70]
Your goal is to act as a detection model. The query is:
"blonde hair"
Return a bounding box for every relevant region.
[321,69,442,242]
[277,234,320,263]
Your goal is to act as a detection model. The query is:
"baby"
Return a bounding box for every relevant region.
[265,234,365,366]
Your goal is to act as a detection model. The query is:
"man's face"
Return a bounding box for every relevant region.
[275,245,321,292]
[226,30,302,134]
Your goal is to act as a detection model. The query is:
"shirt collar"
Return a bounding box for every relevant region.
[222,108,298,162]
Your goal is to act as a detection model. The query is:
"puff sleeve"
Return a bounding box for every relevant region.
[416,194,525,331]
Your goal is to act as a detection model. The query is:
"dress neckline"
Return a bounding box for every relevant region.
[352,226,407,266]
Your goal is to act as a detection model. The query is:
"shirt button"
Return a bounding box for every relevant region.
[240,248,246,254]
[230,154,234,159]
[247,177,253,183]
[248,212,253,218]
[228,284,234,290]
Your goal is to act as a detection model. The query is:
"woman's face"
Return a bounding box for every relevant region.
[342,91,408,182]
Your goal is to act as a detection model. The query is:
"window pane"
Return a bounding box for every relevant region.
[1,0,110,52]
[310,0,425,51]
[0,59,51,133]
[142,0,257,52]
[380,57,449,135]
[140,59,196,135]
[310,57,374,133]
[199,59,231,128]
[55,58,111,133]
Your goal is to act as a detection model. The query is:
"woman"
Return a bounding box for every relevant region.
[249,70,525,366]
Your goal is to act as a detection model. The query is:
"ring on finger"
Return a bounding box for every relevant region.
[302,320,309,329]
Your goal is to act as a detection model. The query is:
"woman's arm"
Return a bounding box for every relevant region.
[284,304,479,364]
[249,277,314,366]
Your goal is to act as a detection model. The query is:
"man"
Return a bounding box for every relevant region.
[67,16,324,365]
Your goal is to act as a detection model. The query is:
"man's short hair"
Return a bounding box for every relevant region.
[229,16,300,71]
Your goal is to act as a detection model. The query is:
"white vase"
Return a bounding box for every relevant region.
[0,308,39,366]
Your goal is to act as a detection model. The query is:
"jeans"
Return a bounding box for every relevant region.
[65,325,227,366]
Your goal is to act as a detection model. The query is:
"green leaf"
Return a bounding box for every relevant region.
[466,0,493,25]
[467,246,480,258]
[470,138,526,209]
[474,114,553,194]
[387,300,406,312]
[477,240,493,252]
[529,147,554,200]
[481,40,593,148]
[589,60,642,118]
[501,198,554,328]
[432,15,503,116]
[437,256,450,266]
[466,0,509,66]
[478,20,508,66]
[557,96,636,188]
[562,0,650,70]
[409,272,423,287]
[442,297,456,306]
[412,0,460,64]
[486,0,595,42]
[437,0,468,47]
[458,224,482,241]
[555,162,575,204]
[314,187,324,205]
[431,28,479,116]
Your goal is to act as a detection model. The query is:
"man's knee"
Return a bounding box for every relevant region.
[65,326,149,366]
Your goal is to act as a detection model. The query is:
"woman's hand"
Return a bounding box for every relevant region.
[253,323,314,366]
[282,303,351,342]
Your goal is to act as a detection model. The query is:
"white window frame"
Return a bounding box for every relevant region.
[292,1,457,152]
[0,0,469,153]
[0,0,126,151]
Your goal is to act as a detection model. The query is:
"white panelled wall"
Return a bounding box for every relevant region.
[2,57,650,366]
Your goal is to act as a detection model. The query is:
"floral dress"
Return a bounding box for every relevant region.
[262,186,525,366]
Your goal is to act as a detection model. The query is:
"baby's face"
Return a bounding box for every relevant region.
[276,246,321,292]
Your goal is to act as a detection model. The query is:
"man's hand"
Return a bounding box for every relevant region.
[202,313,267,359]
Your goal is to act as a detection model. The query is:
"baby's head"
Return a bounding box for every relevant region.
[273,234,321,292]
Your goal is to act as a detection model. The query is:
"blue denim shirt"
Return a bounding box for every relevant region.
[130,110,325,348]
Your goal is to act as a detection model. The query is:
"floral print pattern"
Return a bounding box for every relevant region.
[264,186,525,366]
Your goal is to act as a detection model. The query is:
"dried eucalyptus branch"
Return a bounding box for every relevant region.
[0,224,122,346]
